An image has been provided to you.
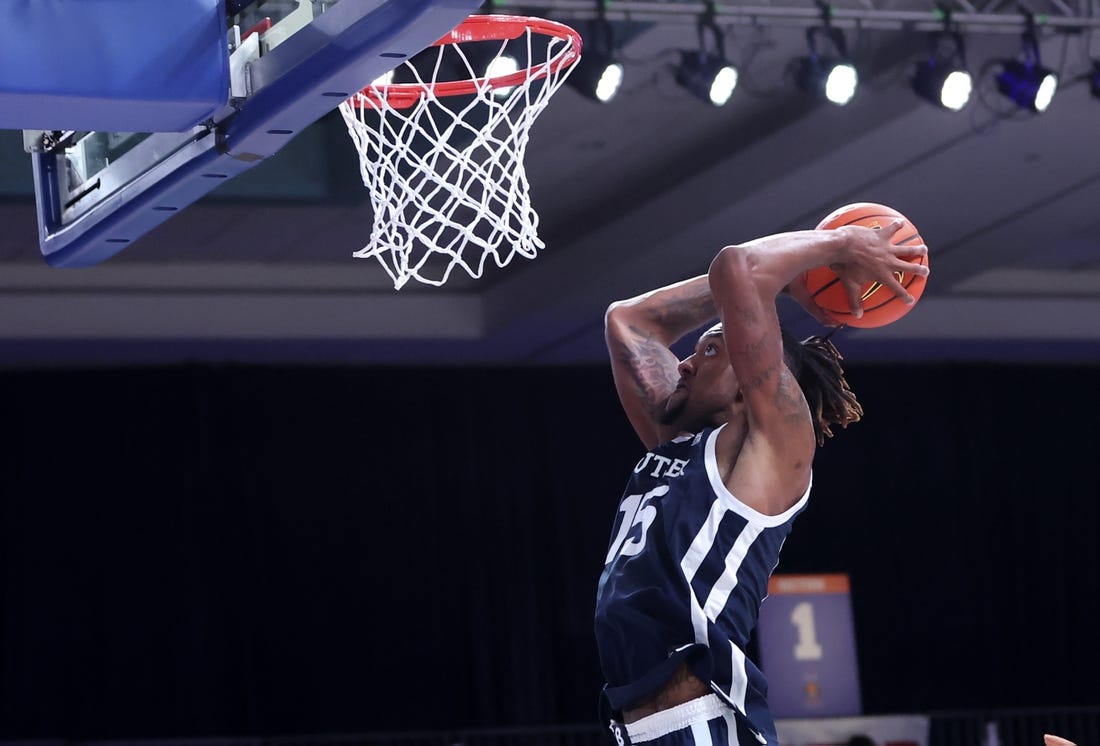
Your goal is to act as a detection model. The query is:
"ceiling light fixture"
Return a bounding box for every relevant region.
[995,16,1058,113]
[912,15,972,111]
[675,1,738,107]
[795,5,859,106]
[567,4,624,103]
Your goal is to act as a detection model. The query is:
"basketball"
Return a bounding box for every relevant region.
[798,202,929,328]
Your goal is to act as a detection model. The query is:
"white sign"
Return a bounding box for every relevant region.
[776,714,930,746]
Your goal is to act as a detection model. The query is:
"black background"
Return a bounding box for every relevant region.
[2,362,1097,738]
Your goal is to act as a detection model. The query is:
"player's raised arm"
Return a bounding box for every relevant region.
[706,235,831,511]
[707,224,926,513]
[604,276,717,449]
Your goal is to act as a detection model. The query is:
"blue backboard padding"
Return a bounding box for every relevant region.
[36,0,485,268]
[0,0,229,132]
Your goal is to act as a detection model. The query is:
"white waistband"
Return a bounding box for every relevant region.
[626,694,731,742]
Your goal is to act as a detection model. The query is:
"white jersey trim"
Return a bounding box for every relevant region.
[625,694,731,742]
[728,641,749,711]
[703,523,763,622]
[681,498,729,643]
[704,424,811,528]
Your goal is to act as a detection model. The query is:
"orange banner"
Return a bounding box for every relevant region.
[768,573,851,595]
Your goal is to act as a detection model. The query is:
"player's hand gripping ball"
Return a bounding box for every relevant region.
[797,202,929,328]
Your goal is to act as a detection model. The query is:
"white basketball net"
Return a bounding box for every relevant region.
[338,20,579,289]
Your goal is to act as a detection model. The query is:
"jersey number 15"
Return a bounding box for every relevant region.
[604,485,670,564]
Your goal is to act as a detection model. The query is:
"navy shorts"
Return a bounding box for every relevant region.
[608,695,770,746]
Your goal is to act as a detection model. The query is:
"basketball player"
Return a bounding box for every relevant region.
[596,221,928,746]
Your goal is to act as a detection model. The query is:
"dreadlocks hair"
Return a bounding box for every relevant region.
[781,328,864,446]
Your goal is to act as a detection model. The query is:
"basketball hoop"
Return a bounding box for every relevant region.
[338,15,582,289]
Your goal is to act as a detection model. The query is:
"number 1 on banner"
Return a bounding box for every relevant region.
[791,601,824,661]
[756,573,862,717]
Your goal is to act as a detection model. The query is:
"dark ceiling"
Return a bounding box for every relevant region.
[1,0,1098,367]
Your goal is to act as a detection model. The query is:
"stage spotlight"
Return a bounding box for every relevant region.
[486,53,520,98]
[795,26,858,106]
[568,14,624,103]
[797,57,858,106]
[995,21,1058,112]
[676,50,739,106]
[570,53,624,102]
[997,59,1057,112]
[675,1,738,107]
[913,31,972,111]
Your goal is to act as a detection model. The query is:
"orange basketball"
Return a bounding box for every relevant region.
[798,202,929,329]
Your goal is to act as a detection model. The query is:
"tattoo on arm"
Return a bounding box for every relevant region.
[615,325,679,419]
[729,331,808,420]
[729,332,776,392]
[653,290,716,333]
[743,363,778,392]
[775,370,809,424]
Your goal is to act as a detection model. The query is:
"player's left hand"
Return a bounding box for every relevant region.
[785,278,840,327]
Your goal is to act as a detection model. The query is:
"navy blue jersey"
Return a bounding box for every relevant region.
[595,424,809,736]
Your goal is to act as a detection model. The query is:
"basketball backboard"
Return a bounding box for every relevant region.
[8,0,483,268]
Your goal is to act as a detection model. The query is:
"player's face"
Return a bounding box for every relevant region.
[660,330,740,430]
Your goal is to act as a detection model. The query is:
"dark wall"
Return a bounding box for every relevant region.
[1,363,1097,739]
